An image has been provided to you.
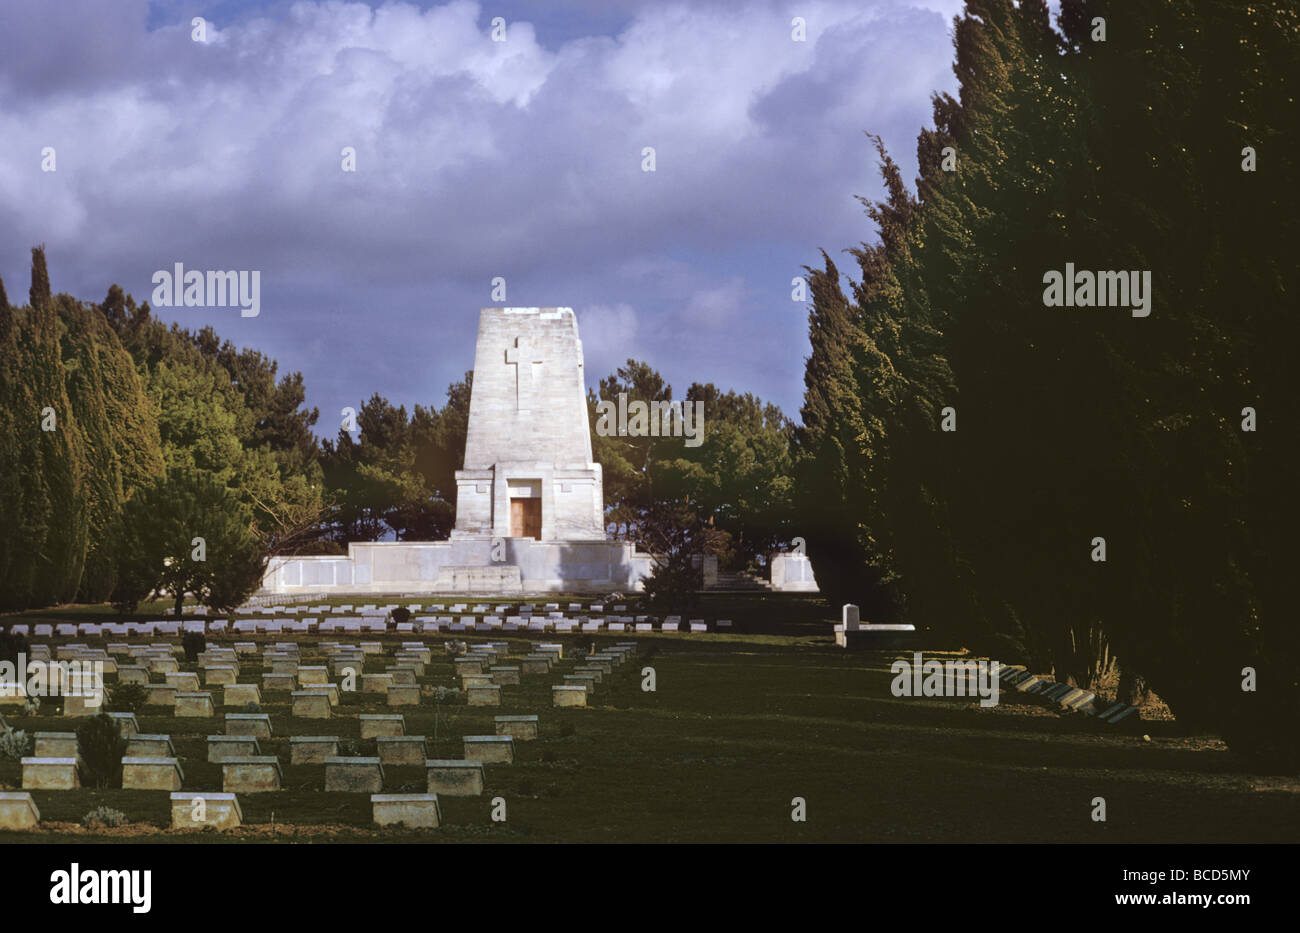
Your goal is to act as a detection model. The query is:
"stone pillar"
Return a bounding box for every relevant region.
[842,604,860,632]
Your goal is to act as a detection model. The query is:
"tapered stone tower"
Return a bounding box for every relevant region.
[259,306,652,595]
[453,307,605,541]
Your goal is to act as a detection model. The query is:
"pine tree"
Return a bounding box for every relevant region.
[28,246,51,309]
[113,467,265,615]
[0,276,11,341]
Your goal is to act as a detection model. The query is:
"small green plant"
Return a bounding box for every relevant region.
[338,738,362,756]
[105,683,148,714]
[181,632,207,663]
[243,701,260,713]
[80,806,128,829]
[76,713,127,788]
[0,727,32,760]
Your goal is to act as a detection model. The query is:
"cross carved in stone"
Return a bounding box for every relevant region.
[505,336,544,410]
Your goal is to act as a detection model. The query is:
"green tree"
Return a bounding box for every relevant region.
[113,467,265,615]
[802,0,1299,766]
[657,383,795,569]
[61,295,166,601]
[590,361,796,573]
[589,360,673,538]
[0,252,164,610]
[28,245,51,309]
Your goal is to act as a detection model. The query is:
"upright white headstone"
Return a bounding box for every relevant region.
[842,604,860,632]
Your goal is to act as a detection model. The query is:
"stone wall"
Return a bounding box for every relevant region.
[261,538,653,595]
[770,553,819,592]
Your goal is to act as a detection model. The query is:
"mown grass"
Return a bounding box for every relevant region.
[1,596,1295,843]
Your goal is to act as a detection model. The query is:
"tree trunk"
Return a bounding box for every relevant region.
[173,590,184,618]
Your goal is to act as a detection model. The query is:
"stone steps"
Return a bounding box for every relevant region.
[706,571,776,593]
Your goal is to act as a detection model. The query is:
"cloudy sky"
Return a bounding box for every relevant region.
[0,0,963,432]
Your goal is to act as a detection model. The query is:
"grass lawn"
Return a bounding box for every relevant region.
[1,595,1295,843]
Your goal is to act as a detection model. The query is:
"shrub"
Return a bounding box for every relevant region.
[105,683,148,714]
[391,607,411,625]
[181,632,206,663]
[641,551,703,614]
[242,701,260,713]
[0,727,32,760]
[76,714,126,788]
[80,806,128,829]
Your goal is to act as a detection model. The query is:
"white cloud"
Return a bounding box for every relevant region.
[0,0,958,422]
[579,301,641,379]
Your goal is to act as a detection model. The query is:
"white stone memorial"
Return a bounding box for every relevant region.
[259,308,653,594]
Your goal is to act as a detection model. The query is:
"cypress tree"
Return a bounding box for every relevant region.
[0,275,11,341]
[29,245,51,309]
[804,0,1299,766]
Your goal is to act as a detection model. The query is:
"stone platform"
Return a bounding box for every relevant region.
[261,536,652,596]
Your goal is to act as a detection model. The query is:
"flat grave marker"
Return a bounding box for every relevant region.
[22,758,79,790]
[224,683,263,707]
[425,759,484,796]
[494,715,539,741]
[553,685,588,707]
[325,757,384,793]
[292,691,332,719]
[463,735,514,764]
[174,692,215,717]
[208,735,261,762]
[122,756,184,791]
[222,756,283,793]
[372,794,441,829]
[171,792,242,831]
[0,792,40,830]
[125,734,176,758]
[377,736,428,766]
[290,736,339,765]
[225,713,272,738]
[359,714,405,738]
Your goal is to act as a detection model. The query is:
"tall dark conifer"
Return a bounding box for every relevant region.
[29,245,51,309]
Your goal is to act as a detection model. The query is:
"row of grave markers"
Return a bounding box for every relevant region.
[995,664,1141,726]
[2,613,729,638]
[0,633,641,833]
